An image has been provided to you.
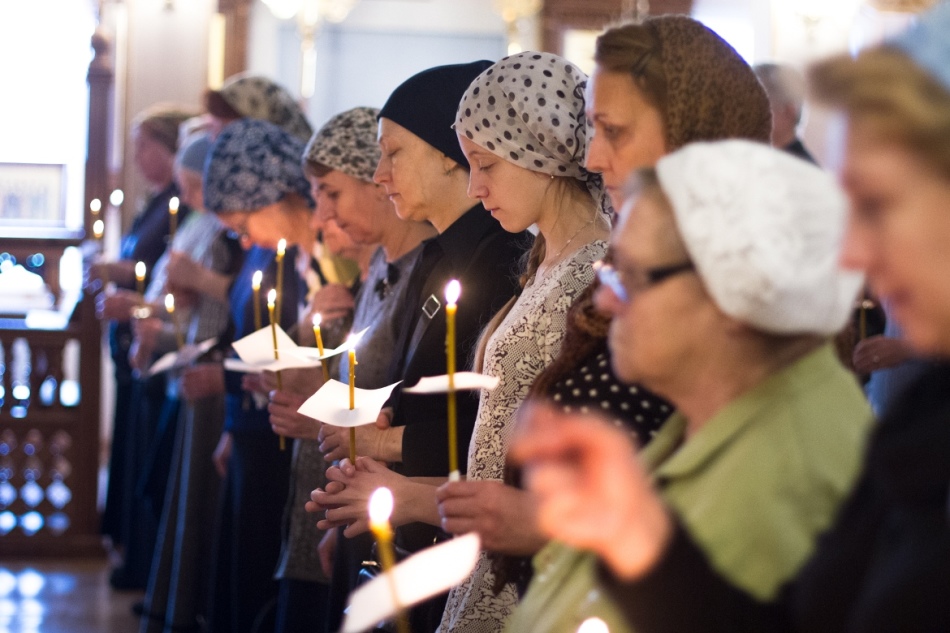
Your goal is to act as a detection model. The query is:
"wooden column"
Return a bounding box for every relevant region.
[218,0,250,79]
[542,0,693,55]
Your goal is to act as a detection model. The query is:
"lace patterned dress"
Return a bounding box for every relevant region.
[438,240,607,633]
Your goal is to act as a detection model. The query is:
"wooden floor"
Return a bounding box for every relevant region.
[0,558,142,633]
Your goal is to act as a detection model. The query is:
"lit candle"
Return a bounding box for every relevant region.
[313,313,330,382]
[368,488,409,633]
[109,189,124,208]
[93,219,105,241]
[168,196,180,240]
[274,238,287,321]
[348,338,358,463]
[135,261,146,296]
[252,270,263,331]
[90,198,101,214]
[268,288,286,451]
[445,279,461,481]
[165,293,185,349]
[577,618,609,633]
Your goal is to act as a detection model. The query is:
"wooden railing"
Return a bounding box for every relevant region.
[0,29,112,558]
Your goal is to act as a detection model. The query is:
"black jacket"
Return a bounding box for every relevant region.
[388,205,531,550]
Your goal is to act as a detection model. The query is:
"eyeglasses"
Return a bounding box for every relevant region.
[594,259,694,302]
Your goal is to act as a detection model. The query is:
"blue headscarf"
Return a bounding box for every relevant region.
[891,1,950,93]
[204,118,314,214]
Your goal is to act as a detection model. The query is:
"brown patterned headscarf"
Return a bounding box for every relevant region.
[531,15,772,391]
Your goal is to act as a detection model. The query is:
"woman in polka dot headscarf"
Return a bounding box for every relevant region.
[435,51,612,633]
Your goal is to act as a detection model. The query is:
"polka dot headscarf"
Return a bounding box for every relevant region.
[454,51,606,211]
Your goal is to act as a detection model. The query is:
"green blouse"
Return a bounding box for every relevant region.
[505,343,872,633]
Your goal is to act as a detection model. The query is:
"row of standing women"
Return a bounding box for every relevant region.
[94,6,950,633]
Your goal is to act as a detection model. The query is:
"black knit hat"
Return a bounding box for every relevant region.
[378,60,493,170]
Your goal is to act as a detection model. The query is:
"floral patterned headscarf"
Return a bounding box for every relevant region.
[203,118,313,214]
[303,107,381,183]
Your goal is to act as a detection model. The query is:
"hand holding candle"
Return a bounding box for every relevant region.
[313,313,330,382]
[268,288,286,450]
[165,293,185,349]
[252,270,263,331]
[445,279,461,481]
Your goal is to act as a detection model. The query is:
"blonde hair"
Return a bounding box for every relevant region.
[810,46,950,178]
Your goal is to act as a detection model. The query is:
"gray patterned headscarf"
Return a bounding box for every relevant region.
[217,73,314,142]
[204,118,313,214]
[454,51,606,211]
[303,107,381,183]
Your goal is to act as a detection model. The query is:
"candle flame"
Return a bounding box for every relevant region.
[109,189,124,207]
[90,198,101,213]
[164,293,175,313]
[267,288,277,307]
[368,487,394,527]
[93,219,104,238]
[135,261,146,280]
[169,196,180,213]
[345,329,366,350]
[445,279,461,305]
[277,238,287,256]
[576,618,609,633]
[252,270,263,290]
[312,313,322,327]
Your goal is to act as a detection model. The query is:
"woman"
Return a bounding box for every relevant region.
[197,117,310,633]
[308,61,531,632]
[514,5,950,631]
[138,130,243,633]
[96,104,196,590]
[205,73,313,142]
[263,106,435,633]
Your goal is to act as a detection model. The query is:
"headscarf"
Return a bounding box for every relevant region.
[203,118,313,214]
[641,15,772,148]
[656,140,862,335]
[891,1,950,92]
[214,73,313,142]
[454,51,606,211]
[132,104,197,154]
[378,61,493,170]
[303,106,381,183]
[175,133,212,174]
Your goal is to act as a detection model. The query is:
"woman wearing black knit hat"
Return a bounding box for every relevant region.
[309,61,532,632]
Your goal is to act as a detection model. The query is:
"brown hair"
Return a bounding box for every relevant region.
[594,22,668,116]
[204,89,243,121]
[810,46,950,178]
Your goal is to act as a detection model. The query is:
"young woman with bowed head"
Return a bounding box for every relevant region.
[514,5,950,632]
[308,62,532,631]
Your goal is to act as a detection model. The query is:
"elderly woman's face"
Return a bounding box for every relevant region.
[375,118,455,226]
[311,170,387,246]
[594,194,709,387]
[217,201,299,251]
[839,124,950,356]
[585,68,668,209]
